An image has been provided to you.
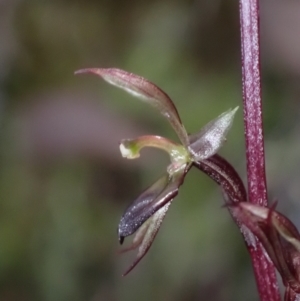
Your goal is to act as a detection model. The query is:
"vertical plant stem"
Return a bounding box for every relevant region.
[239,1,281,300]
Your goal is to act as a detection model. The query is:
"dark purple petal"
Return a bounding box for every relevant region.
[75,68,189,146]
[118,165,189,243]
[118,174,168,241]
[120,202,171,276]
[193,154,247,204]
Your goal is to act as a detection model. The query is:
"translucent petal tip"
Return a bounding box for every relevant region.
[74,68,99,75]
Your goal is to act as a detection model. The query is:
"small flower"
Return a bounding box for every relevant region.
[230,202,300,299]
[75,68,238,275]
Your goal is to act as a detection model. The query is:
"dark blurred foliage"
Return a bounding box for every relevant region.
[0,0,300,300]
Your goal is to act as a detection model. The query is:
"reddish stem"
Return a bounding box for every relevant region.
[239,1,281,300]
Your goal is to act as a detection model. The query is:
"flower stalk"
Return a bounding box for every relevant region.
[239,0,281,300]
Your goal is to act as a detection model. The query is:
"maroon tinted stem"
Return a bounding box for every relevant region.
[239,1,281,300]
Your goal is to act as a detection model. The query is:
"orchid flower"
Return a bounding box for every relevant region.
[75,68,238,275]
[231,202,300,300]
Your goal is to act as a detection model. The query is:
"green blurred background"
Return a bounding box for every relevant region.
[1,0,300,300]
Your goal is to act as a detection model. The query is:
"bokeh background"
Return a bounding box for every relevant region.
[1,0,300,300]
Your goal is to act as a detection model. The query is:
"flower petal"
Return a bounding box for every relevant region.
[188,107,238,160]
[75,68,189,146]
[118,166,189,243]
[230,203,282,270]
[272,213,300,253]
[120,202,171,276]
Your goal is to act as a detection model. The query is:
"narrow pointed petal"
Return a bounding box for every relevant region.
[118,167,188,242]
[239,202,269,220]
[193,154,247,204]
[118,174,168,242]
[188,107,239,160]
[272,214,300,253]
[75,68,189,146]
[240,203,300,241]
[230,203,282,271]
[119,220,151,253]
[121,202,171,276]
